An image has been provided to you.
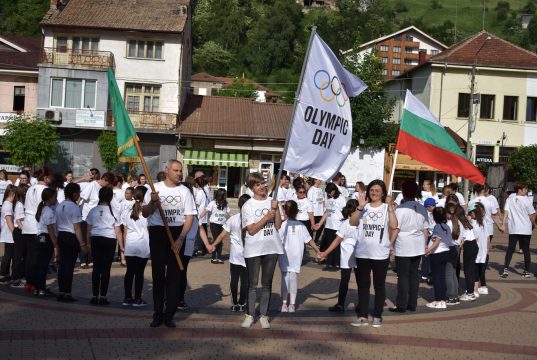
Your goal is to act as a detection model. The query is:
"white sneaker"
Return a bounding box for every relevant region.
[288,304,295,313]
[259,315,270,329]
[460,292,476,301]
[473,291,480,298]
[281,303,288,313]
[426,301,446,309]
[478,286,488,295]
[241,314,254,328]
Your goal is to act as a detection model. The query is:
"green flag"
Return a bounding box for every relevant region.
[107,67,139,162]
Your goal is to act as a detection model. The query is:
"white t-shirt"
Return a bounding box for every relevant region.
[278,220,311,273]
[120,199,135,221]
[55,200,82,234]
[394,207,427,257]
[447,220,464,246]
[355,203,391,260]
[336,184,349,199]
[455,192,466,206]
[421,191,439,202]
[296,197,314,221]
[429,223,451,254]
[143,182,197,227]
[15,177,37,186]
[86,205,120,238]
[56,188,65,204]
[206,200,230,225]
[37,206,56,235]
[122,209,150,258]
[463,226,476,242]
[14,201,24,224]
[22,184,46,235]
[471,195,499,236]
[0,200,14,243]
[307,186,325,216]
[0,179,12,200]
[504,195,535,235]
[194,187,209,224]
[223,214,245,267]
[472,219,490,263]
[437,198,446,208]
[336,219,359,269]
[325,196,346,230]
[276,186,290,203]
[241,197,283,258]
[80,181,101,221]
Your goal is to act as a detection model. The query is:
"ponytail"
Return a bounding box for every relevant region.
[36,188,57,222]
[130,186,145,221]
[35,200,46,222]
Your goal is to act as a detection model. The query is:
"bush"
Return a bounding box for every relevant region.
[431,0,443,10]
[394,1,408,13]
[509,145,537,191]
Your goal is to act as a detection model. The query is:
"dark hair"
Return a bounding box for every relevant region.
[19,170,30,179]
[473,184,484,194]
[98,186,116,222]
[50,172,65,190]
[356,181,366,192]
[125,186,135,194]
[280,174,290,181]
[156,171,166,182]
[15,184,29,204]
[341,199,358,220]
[295,184,306,195]
[306,177,315,186]
[90,168,101,180]
[445,194,460,206]
[34,166,51,182]
[446,203,460,240]
[130,186,146,221]
[470,202,485,227]
[2,184,16,203]
[195,175,209,188]
[514,182,528,193]
[238,194,251,246]
[455,205,472,230]
[366,179,387,203]
[36,188,57,222]
[402,180,419,199]
[432,206,447,225]
[332,172,343,182]
[215,188,227,210]
[64,183,81,202]
[115,174,124,185]
[0,169,8,180]
[100,172,116,186]
[292,177,304,189]
[138,173,146,179]
[448,183,459,192]
[284,200,298,220]
[325,182,340,199]
[64,170,73,176]
[138,184,148,197]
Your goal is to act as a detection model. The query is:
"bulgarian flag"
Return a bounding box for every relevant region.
[107,67,139,162]
[396,90,485,185]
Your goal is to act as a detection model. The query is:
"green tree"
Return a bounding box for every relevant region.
[1,115,58,166]
[216,78,257,99]
[509,145,537,190]
[0,0,50,35]
[528,15,537,44]
[192,41,233,75]
[97,131,119,171]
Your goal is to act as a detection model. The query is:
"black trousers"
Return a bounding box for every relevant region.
[395,255,421,309]
[34,234,54,291]
[313,215,324,244]
[23,234,37,286]
[300,220,313,237]
[320,228,339,267]
[475,263,487,286]
[11,228,25,280]
[230,263,248,305]
[90,236,117,297]
[210,223,224,260]
[430,251,449,301]
[356,257,390,318]
[462,241,478,293]
[338,267,359,308]
[124,256,148,300]
[0,242,14,277]
[504,234,531,271]
[57,232,80,294]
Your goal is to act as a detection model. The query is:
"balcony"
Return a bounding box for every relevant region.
[107,111,178,132]
[40,48,114,69]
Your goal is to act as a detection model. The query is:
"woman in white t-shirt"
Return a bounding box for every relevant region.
[314,183,346,269]
[200,188,232,264]
[212,194,251,312]
[121,186,150,307]
[318,199,361,313]
[421,180,439,203]
[86,187,122,305]
[10,184,28,287]
[469,202,490,297]
[279,200,320,313]
[307,178,325,245]
[0,169,12,203]
[33,188,58,296]
[349,180,397,328]
[0,185,16,284]
[294,184,315,237]
[194,175,210,256]
[240,172,283,330]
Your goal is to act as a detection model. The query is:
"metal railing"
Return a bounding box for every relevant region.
[40,48,114,69]
[107,110,178,131]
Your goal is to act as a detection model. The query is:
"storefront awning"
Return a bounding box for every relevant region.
[183,150,249,168]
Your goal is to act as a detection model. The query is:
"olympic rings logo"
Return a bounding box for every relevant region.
[367,211,384,221]
[255,208,270,217]
[313,70,349,107]
[160,195,182,206]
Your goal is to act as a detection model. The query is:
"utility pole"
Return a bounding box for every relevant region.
[463,65,476,202]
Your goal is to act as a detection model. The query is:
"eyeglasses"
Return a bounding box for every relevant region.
[297,191,306,194]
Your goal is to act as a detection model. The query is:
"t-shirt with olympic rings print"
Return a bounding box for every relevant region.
[143,182,197,227]
[241,197,284,258]
[354,203,390,260]
[295,198,314,221]
[325,196,346,230]
[307,186,325,216]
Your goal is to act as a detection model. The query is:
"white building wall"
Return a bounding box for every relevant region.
[340,147,385,186]
[525,74,537,145]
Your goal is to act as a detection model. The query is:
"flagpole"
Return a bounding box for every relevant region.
[388,149,398,195]
[273,26,317,200]
[132,138,184,271]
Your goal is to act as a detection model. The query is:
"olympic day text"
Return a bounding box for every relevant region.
[303,105,350,149]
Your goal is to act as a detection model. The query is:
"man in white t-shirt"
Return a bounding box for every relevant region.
[332,172,349,199]
[142,159,196,328]
[500,182,536,278]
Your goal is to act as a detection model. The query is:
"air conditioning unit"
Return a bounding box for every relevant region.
[44,109,62,123]
[177,137,192,149]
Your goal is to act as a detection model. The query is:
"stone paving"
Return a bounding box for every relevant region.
[0,230,536,359]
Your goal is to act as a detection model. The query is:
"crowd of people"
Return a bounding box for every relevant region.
[0,162,535,330]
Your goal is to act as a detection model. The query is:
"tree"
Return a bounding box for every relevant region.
[97,131,119,171]
[528,15,537,44]
[1,115,58,166]
[0,0,50,35]
[508,145,537,190]
[192,41,233,75]
[216,78,257,99]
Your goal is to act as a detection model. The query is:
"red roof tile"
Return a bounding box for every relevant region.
[0,35,41,53]
[178,95,292,139]
[0,35,41,71]
[191,72,225,83]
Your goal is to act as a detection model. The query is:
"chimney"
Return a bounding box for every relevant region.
[418,50,427,65]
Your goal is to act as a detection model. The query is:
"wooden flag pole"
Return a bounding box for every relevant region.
[133,138,184,271]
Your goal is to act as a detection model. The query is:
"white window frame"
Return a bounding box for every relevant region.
[126,40,164,60]
[49,78,98,109]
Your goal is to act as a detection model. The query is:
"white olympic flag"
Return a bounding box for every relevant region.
[283,33,367,181]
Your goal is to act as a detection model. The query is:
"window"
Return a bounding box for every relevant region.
[56,37,68,52]
[381,57,388,64]
[503,96,518,120]
[380,45,389,52]
[50,78,97,108]
[475,145,494,164]
[458,93,470,118]
[393,46,401,53]
[125,84,160,112]
[392,70,400,76]
[479,94,495,119]
[431,49,440,55]
[406,35,414,41]
[72,37,99,53]
[405,47,415,53]
[13,86,25,111]
[527,97,537,121]
[127,40,163,59]
[393,57,401,64]
[394,34,402,41]
[382,69,387,76]
[404,58,415,65]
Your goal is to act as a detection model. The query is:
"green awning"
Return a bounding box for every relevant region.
[183,150,249,168]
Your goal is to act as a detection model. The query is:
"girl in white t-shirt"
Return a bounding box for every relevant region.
[121,186,150,307]
[10,184,28,287]
[212,194,250,312]
[445,203,464,305]
[307,178,325,245]
[294,184,315,237]
[457,206,479,302]
[0,185,16,284]
[33,188,58,296]
[86,187,122,305]
[0,169,12,202]
[469,202,490,297]
[119,186,135,267]
[200,188,232,264]
[279,200,320,313]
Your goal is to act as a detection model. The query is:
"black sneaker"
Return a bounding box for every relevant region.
[90,297,99,305]
[0,277,11,285]
[62,295,77,303]
[98,297,110,306]
[238,303,246,312]
[177,301,188,311]
[500,268,509,278]
[446,298,460,306]
[328,304,344,312]
[230,304,239,312]
[122,298,134,307]
[388,307,406,313]
[522,271,532,278]
[150,318,163,328]
[210,259,218,264]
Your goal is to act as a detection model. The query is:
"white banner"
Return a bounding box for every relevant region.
[283,33,367,181]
